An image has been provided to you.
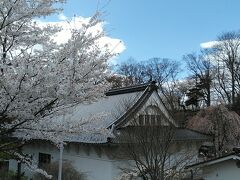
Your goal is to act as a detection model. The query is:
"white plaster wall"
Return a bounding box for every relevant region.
[8,140,203,180]
[202,160,240,180]
[9,142,128,180]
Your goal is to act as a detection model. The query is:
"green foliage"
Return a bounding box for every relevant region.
[0,151,13,159]
[0,170,27,180]
[185,87,204,107]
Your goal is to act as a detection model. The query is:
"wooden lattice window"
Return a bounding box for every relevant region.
[38,153,51,167]
[138,114,162,125]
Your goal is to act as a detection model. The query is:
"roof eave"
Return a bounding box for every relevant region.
[186,154,240,169]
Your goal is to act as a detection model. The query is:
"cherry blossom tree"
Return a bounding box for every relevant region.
[0,0,117,175]
[188,104,240,156]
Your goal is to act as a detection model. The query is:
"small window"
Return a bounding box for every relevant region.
[138,115,162,125]
[145,115,150,125]
[39,153,51,167]
[150,115,157,125]
[0,161,9,172]
[139,115,144,125]
[155,115,162,125]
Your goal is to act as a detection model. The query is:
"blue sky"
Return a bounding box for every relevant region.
[50,0,240,64]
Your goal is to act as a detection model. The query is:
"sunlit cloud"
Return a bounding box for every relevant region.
[58,13,68,21]
[34,15,126,63]
[200,41,218,49]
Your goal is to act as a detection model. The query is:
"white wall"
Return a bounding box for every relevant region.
[202,160,240,180]
[9,142,126,180]
[9,140,202,180]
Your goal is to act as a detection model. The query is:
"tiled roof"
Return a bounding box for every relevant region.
[15,82,191,144]
[174,128,211,141]
[112,126,211,143]
[15,82,156,144]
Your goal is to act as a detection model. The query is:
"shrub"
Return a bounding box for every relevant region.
[0,170,27,180]
[33,161,85,180]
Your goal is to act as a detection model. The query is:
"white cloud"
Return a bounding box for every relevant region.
[200,41,218,49]
[58,13,67,21]
[35,16,125,63]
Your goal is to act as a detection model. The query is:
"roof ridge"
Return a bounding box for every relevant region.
[105,81,157,96]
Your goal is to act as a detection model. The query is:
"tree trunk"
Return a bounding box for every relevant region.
[232,69,235,104]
